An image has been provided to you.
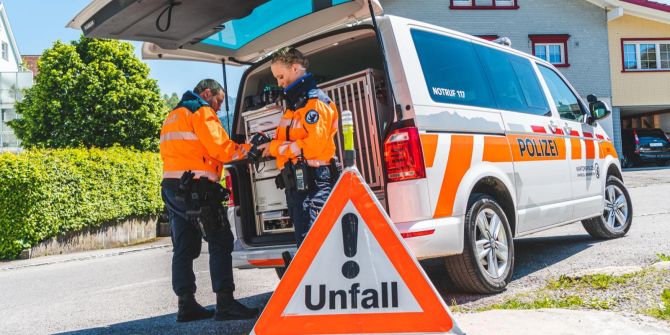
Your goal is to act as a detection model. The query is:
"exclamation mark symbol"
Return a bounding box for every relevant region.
[341,213,359,279]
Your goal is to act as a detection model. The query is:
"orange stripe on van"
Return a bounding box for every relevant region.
[434,135,473,218]
[420,134,438,168]
[584,139,595,159]
[483,136,512,162]
[600,141,619,159]
[508,134,566,161]
[571,138,582,160]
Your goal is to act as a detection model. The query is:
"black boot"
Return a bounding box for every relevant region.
[176,293,214,323]
[214,288,259,321]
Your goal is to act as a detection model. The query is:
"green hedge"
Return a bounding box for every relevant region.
[0,147,163,259]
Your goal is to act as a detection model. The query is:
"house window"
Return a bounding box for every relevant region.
[622,39,670,72]
[529,34,570,67]
[450,0,519,10]
[1,42,7,61]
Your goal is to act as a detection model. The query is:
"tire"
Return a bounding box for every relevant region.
[582,176,633,239]
[444,194,514,294]
[275,267,286,279]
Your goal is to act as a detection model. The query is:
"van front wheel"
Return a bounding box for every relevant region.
[444,194,514,293]
[581,176,632,239]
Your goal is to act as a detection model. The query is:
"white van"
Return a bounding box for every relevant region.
[70,0,632,293]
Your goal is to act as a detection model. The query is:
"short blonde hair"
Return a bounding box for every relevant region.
[271,47,309,69]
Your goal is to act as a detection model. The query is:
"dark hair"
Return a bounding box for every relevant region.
[271,47,309,68]
[194,79,225,96]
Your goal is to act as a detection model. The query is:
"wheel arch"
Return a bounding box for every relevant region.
[469,177,517,238]
[453,162,518,237]
[607,163,623,181]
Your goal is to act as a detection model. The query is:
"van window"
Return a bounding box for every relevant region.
[538,65,586,122]
[411,29,495,108]
[475,45,550,116]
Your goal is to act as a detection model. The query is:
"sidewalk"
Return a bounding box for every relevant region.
[0,237,172,271]
[456,309,670,335]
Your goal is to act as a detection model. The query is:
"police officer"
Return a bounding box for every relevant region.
[160,79,258,322]
[258,47,339,247]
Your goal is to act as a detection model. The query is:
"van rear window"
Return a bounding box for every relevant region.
[411,29,550,116]
[411,29,496,108]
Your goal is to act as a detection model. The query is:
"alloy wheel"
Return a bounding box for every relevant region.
[474,208,510,279]
[603,184,629,232]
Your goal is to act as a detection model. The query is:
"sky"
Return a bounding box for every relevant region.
[3,0,247,100]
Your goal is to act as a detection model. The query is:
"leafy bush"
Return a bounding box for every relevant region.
[0,147,163,259]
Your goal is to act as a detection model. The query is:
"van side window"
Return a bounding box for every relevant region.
[538,65,586,122]
[475,45,550,116]
[411,29,496,108]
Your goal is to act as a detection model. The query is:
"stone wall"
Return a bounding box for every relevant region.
[23,216,160,259]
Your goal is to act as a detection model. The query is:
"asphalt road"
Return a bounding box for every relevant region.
[1,168,669,334]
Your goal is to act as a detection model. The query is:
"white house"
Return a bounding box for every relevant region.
[0,1,32,152]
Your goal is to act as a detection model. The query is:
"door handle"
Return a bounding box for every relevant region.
[564,123,573,134]
[548,120,559,133]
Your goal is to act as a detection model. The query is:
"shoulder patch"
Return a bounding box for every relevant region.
[305,110,320,124]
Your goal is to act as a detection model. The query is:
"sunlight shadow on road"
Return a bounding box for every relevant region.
[421,233,608,305]
[54,292,272,335]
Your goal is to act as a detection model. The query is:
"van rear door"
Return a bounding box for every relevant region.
[68,0,382,64]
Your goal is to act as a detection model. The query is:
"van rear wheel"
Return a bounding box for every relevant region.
[581,176,632,239]
[444,194,514,294]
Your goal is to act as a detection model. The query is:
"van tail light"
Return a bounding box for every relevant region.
[224,168,235,207]
[634,130,640,154]
[384,127,426,182]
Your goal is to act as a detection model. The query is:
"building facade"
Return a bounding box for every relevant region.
[589,0,670,158]
[382,0,616,146]
[0,2,33,152]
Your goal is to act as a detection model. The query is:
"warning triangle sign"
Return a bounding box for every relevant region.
[251,169,463,335]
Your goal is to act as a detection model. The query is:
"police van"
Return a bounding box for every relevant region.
[70,0,632,293]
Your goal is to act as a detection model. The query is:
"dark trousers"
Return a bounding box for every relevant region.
[161,181,234,296]
[285,166,334,247]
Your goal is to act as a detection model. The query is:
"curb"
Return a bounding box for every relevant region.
[0,242,172,271]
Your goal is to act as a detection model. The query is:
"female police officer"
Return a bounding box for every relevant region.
[258,47,339,247]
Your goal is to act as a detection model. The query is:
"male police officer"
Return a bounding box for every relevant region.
[160,79,257,322]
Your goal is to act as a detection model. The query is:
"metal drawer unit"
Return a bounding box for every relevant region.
[242,104,291,235]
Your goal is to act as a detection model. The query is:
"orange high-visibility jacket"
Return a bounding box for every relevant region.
[160,91,249,182]
[268,75,339,169]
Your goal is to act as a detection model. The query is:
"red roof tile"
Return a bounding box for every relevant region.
[622,0,670,13]
[21,55,39,77]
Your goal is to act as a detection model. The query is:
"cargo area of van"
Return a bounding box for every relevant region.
[226,26,395,247]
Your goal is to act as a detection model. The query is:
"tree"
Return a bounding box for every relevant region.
[163,92,180,110]
[10,36,166,151]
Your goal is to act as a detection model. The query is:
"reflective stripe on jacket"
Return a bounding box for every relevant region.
[160,91,249,182]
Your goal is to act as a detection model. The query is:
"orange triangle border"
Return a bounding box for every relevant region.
[252,169,458,335]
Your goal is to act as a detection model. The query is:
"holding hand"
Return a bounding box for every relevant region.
[258,143,271,157]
